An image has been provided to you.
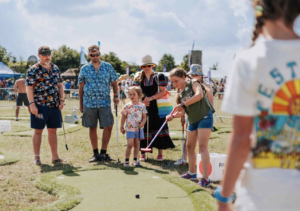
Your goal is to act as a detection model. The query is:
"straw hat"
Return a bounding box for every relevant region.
[139,55,156,68]
[66,79,70,82]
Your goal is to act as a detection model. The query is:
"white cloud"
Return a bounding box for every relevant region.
[0,0,256,76]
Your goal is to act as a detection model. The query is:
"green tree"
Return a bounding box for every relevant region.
[12,56,17,63]
[51,45,80,72]
[156,54,177,72]
[0,45,12,65]
[180,54,189,71]
[100,52,124,74]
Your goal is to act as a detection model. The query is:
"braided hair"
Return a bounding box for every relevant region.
[252,0,300,46]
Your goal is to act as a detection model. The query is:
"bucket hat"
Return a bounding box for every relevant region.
[187,64,203,76]
[21,74,26,78]
[139,55,156,68]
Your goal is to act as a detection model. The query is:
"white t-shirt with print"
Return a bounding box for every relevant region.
[121,102,147,132]
[222,36,300,211]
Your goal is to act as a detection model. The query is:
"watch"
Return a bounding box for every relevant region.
[114,93,119,98]
[181,102,186,109]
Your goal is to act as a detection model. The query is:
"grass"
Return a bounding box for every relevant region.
[0,105,233,211]
[0,150,20,166]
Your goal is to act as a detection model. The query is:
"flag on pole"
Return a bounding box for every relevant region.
[192,40,195,51]
[126,66,129,75]
[188,50,191,67]
[98,41,101,50]
[208,68,211,83]
[80,46,87,65]
[163,65,166,72]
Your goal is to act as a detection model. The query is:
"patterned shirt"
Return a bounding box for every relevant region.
[121,102,147,132]
[25,63,62,108]
[133,73,168,87]
[78,61,118,108]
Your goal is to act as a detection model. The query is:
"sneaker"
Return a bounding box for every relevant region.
[104,154,116,162]
[156,154,163,161]
[16,118,18,121]
[174,158,187,166]
[89,154,99,163]
[140,154,146,161]
[198,178,211,187]
[124,161,130,167]
[97,154,105,162]
[181,172,197,181]
[133,160,143,167]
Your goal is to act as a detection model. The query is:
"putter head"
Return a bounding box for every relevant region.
[135,162,143,167]
[140,147,152,153]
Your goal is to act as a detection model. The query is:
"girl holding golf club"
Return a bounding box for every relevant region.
[217,1,300,210]
[133,55,175,161]
[120,86,147,167]
[166,67,214,187]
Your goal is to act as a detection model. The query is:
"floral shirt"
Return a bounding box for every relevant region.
[121,102,147,132]
[78,61,118,108]
[25,63,62,108]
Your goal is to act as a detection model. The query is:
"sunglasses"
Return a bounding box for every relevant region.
[141,65,152,68]
[90,53,100,57]
[40,52,51,56]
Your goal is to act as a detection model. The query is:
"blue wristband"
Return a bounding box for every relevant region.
[213,187,234,204]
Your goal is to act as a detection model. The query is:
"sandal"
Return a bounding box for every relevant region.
[52,158,66,164]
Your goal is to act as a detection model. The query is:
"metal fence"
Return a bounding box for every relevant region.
[0,88,232,122]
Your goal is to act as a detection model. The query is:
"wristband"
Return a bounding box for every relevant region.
[181,102,186,109]
[213,187,234,204]
[29,102,35,105]
[60,100,64,102]
[60,98,64,100]
[114,93,119,97]
[151,96,154,100]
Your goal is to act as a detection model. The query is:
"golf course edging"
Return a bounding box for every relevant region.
[30,165,217,211]
[0,150,20,166]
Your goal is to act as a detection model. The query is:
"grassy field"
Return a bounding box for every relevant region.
[0,103,233,211]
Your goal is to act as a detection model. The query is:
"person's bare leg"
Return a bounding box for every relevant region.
[33,129,43,160]
[126,138,134,159]
[47,128,59,161]
[16,106,20,118]
[133,138,139,158]
[89,127,98,150]
[187,130,198,173]
[101,126,112,150]
[158,149,163,156]
[198,128,211,179]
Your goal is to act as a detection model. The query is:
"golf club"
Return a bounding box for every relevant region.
[146,110,149,160]
[115,103,120,163]
[141,109,176,153]
[135,125,143,167]
[60,111,73,167]
[180,121,185,166]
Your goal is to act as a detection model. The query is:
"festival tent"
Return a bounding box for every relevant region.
[61,68,79,78]
[0,62,21,79]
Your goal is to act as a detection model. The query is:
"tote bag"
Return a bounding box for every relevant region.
[155,74,173,118]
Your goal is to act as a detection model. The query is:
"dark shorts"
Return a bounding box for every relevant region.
[30,104,62,129]
[64,90,70,94]
[188,110,213,131]
[81,106,114,129]
[16,93,29,106]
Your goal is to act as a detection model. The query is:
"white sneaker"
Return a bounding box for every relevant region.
[174,158,187,166]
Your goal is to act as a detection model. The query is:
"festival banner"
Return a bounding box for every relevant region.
[98,41,101,49]
[188,50,191,67]
[80,46,87,65]
[126,66,129,75]
[163,65,166,72]
[208,68,211,83]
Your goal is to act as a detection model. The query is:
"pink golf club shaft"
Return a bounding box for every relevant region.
[143,109,176,149]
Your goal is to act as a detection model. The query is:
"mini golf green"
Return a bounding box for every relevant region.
[0,150,20,165]
[57,170,194,211]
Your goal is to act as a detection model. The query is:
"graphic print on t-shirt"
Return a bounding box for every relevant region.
[253,79,300,170]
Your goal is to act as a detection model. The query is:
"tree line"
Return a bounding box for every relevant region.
[0,45,189,75]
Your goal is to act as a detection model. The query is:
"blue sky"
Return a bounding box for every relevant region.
[0,0,256,77]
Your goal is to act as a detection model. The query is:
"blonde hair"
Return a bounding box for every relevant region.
[128,86,143,99]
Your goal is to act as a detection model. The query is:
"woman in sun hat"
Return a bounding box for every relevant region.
[133,55,175,161]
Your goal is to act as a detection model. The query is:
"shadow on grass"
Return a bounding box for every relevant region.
[40,163,79,173]
[144,158,189,174]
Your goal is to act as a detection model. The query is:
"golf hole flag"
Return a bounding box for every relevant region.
[156,91,173,118]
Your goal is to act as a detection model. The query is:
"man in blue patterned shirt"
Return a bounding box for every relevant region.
[79,45,119,162]
[26,46,65,165]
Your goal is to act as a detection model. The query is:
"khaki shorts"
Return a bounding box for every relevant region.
[81,106,114,129]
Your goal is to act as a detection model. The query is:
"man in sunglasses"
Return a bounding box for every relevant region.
[26,46,65,165]
[78,45,119,162]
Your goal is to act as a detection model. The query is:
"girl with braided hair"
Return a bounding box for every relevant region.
[216,1,300,210]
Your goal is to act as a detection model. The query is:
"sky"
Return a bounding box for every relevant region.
[0,0,257,77]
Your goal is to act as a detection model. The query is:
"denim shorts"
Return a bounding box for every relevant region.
[30,104,62,129]
[188,110,213,132]
[126,130,144,139]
